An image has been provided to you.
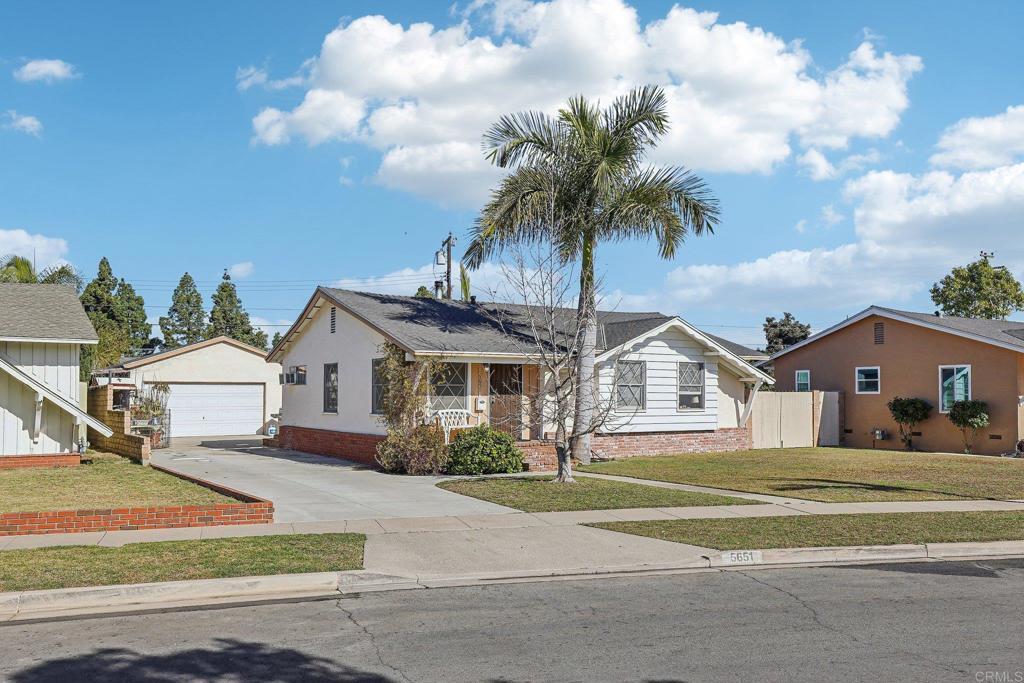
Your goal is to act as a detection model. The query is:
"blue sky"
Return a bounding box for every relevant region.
[2,0,1023,348]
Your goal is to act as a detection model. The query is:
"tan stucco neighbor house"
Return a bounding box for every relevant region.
[95,336,282,438]
[266,287,773,468]
[0,284,113,467]
[772,306,1024,455]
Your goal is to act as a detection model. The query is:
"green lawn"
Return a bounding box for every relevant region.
[579,448,1024,502]
[593,511,1024,550]
[437,476,753,512]
[0,533,365,592]
[0,452,232,514]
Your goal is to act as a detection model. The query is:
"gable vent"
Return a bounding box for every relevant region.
[873,321,885,344]
[330,307,337,334]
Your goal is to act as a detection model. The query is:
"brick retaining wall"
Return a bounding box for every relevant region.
[0,454,80,470]
[277,425,384,467]
[87,385,151,464]
[0,501,273,536]
[592,427,752,458]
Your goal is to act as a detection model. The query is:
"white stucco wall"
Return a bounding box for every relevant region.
[0,341,79,455]
[278,299,389,436]
[132,341,282,433]
[597,326,724,433]
[715,365,746,428]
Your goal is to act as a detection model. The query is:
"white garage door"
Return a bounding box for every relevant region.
[161,384,265,438]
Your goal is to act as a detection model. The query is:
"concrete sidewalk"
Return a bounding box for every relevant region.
[4,497,1024,552]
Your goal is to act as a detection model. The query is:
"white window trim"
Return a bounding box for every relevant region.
[676,361,706,412]
[794,369,811,392]
[938,364,972,414]
[614,360,647,413]
[855,366,881,395]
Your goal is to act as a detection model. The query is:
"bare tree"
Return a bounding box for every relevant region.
[485,241,625,482]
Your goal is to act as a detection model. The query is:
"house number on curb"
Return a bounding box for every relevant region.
[721,550,763,565]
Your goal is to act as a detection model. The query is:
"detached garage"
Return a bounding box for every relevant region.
[102,337,282,438]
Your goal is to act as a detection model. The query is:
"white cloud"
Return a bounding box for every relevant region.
[820,204,843,226]
[228,261,255,279]
[249,0,921,206]
[3,111,43,137]
[330,261,510,298]
[797,147,881,180]
[617,161,1024,315]
[235,61,311,92]
[0,228,69,269]
[930,104,1024,170]
[794,219,808,234]
[13,59,79,83]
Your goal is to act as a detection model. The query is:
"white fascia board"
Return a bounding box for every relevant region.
[596,317,775,385]
[0,352,113,437]
[0,336,98,345]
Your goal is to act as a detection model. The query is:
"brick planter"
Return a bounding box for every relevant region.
[0,454,80,470]
[277,425,384,467]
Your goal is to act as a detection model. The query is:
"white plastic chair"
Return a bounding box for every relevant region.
[433,409,478,444]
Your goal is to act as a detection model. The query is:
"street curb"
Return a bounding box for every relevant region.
[2,540,1023,623]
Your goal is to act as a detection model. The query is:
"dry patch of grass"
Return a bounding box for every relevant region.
[593,511,1024,550]
[0,452,231,513]
[437,476,752,512]
[580,448,1024,502]
[0,533,365,592]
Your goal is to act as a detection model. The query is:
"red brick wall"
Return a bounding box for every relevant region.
[0,454,80,470]
[518,441,559,471]
[278,425,384,467]
[0,501,273,536]
[591,427,752,459]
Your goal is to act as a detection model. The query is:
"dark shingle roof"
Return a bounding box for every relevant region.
[320,288,755,358]
[704,332,768,360]
[0,284,97,342]
[876,306,1024,352]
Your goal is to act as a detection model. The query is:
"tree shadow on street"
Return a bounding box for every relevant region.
[8,637,395,683]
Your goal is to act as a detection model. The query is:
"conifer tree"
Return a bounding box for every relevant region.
[159,272,206,348]
[207,271,268,349]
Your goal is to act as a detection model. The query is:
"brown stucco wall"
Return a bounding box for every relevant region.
[773,315,1021,455]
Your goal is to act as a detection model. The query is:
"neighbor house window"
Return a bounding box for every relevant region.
[323,363,338,413]
[677,362,705,410]
[939,365,971,412]
[371,358,385,415]
[616,361,646,410]
[429,363,468,412]
[795,370,811,392]
[855,366,880,394]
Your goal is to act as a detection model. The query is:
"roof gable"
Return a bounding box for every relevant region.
[121,336,267,369]
[0,284,98,343]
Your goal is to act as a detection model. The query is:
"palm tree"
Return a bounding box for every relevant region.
[464,85,719,466]
[0,254,84,291]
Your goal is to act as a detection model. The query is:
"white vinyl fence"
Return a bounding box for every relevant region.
[752,390,840,449]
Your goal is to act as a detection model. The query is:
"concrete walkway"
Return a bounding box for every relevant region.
[152,437,514,522]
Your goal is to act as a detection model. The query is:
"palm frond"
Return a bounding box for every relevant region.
[605,84,669,147]
[483,111,563,168]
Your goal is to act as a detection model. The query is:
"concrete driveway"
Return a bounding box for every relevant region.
[151,437,514,523]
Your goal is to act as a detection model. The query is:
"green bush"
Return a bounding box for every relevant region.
[887,397,932,450]
[376,425,448,475]
[446,426,524,475]
[947,400,990,454]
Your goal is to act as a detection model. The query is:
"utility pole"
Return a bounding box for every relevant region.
[436,232,455,299]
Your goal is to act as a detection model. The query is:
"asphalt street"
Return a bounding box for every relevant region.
[2,559,1023,682]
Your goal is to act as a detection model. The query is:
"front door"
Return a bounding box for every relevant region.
[489,364,523,437]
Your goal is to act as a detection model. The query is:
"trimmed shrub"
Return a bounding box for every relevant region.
[947,400,990,454]
[886,397,932,450]
[446,426,524,475]
[376,425,448,475]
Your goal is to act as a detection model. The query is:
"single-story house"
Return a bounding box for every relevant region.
[772,305,1024,455]
[94,336,282,438]
[266,287,773,466]
[0,284,113,467]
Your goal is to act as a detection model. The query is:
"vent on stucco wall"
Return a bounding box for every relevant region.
[330,307,336,334]
[874,322,885,344]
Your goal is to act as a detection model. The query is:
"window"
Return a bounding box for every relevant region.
[855,366,880,394]
[615,361,646,410]
[795,370,811,392]
[371,358,385,415]
[677,362,705,410]
[429,363,468,412]
[939,365,971,412]
[874,322,885,344]
[330,307,336,334]
[323,363,338,413]
[287,366,306,385]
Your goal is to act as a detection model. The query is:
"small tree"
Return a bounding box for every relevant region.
[886,397,931,450]
[763,313,811,355]
[414,285,434,298]
[947,400,990,454]
[930,252,1024,319]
